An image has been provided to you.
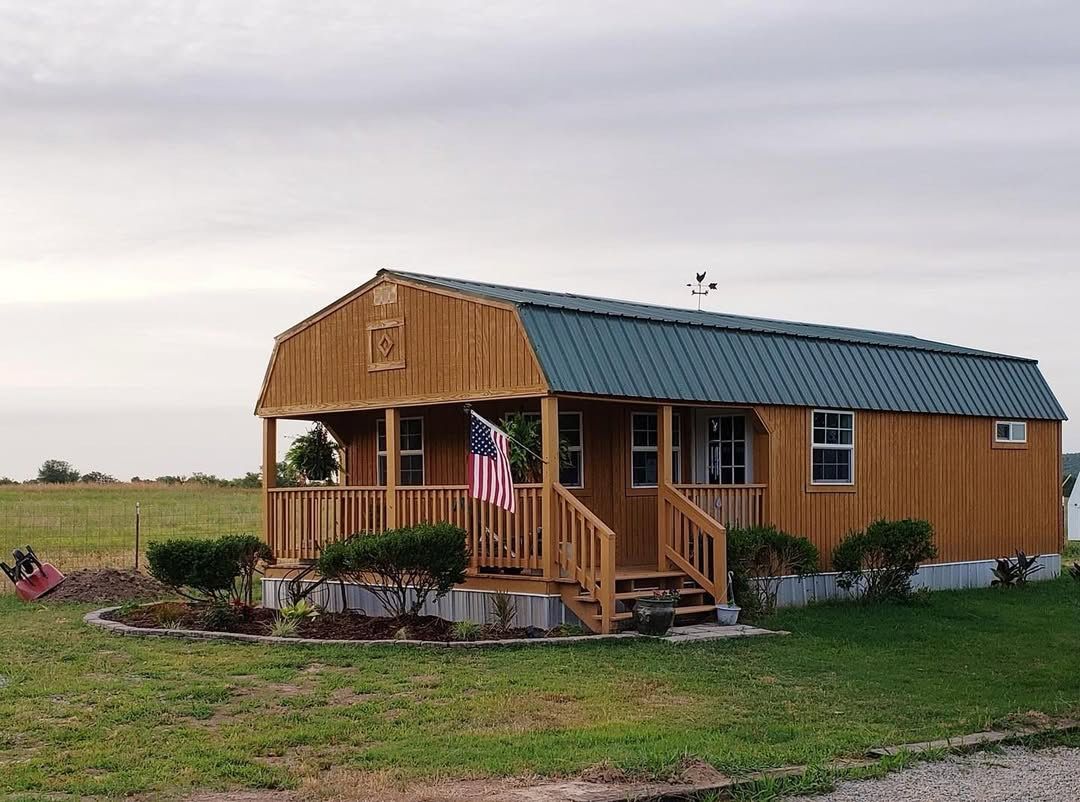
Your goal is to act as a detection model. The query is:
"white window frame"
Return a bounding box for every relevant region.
[810,409,855,486]
[376,416,424,485]
[631,411,681,488]
[995,420,1027,444]
[521,411,584,488]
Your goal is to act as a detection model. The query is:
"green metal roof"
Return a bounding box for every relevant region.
[389,271,1066,421]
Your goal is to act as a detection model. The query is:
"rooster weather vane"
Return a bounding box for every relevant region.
[687,271,717,310]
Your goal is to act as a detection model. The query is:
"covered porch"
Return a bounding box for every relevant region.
[261,397,770,631]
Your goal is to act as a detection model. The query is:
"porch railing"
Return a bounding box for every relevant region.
[267,484,543,572]
[673,483,766,529]
[554,484,616,632]
[397,484,543,572]
[661,483,728,603]
[267,487,387,561]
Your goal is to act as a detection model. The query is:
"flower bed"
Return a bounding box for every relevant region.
[102,601,588,642]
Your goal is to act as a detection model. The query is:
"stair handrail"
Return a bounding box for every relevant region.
[554,484,616,631]
[661,482,728,603]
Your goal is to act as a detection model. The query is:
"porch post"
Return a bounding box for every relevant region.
[657,404,673,571]
[384,408,399,529]
[261,417,277,548]
[540,395,559,579]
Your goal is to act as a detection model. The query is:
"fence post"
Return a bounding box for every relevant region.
[134,502,141,570]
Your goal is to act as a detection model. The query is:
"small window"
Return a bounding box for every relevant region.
[631,412,681,487]
[995,421,1027,443]
[376,416,424,485]
[558,412,584,488]
[811,410,854,485]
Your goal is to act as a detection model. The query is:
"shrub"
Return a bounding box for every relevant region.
[833,518,937,603]
[451,619,483,641]
[1069,563,1080,583]
[147,535,273,605]
[269,615,300,638]
[727,526,819,615]
[991,551,1043,587]
[317,523,469,617]
[201,602,239,632]
[486,590,517,632]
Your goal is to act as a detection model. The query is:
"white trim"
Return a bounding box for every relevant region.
[810,408,855,486]
[631,411,680,488]
[376,416,425,485]
[994,420,1027,443]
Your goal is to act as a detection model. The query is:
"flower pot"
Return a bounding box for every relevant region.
[715,604,741,626]
[634,597,676,636]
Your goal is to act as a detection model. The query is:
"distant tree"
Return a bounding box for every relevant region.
[80,471,118,484]
[232,471,262,489]
[0,477,17,486]
[188,472,226,487]
[284,423,339,483]
[37,459,81,484]
[154,475,186,485]
[275,460,300,488]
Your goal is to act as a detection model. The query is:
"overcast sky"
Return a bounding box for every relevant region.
[1,1,1077,481]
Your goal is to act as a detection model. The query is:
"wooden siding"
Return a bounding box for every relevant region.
[325,400,1062,568]
[757,407,1062,565]
[258,279,547,415]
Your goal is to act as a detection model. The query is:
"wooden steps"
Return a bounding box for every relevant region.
[593,604,717,623]
[576,587,708,604]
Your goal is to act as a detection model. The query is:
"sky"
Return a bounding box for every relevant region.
[1,1,1077,481]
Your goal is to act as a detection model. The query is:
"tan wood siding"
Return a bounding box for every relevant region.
[758,407,1062,565]
[258,280,547,415]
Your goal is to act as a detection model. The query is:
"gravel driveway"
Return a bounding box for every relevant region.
[786,746,1080,801]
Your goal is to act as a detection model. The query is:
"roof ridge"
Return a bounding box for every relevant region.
[388,269,1035,363]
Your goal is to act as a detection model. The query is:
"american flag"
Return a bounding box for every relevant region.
[467,413,516,512]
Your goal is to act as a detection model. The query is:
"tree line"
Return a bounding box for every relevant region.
[1,424,341,488]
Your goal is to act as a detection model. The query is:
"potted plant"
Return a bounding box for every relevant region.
[634,588,679,636]
[716,570,741,626]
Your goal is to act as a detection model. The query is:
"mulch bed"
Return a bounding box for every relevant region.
[43,569,173,603]
[103,602,585,642]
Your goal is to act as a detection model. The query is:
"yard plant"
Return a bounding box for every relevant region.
[727,525,820,614]
[832,518,937,602]
[146,534,272,606]
[317,523,469,617]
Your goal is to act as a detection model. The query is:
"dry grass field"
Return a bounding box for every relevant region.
[0,484,260,583]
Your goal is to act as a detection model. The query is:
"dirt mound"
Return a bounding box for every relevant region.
[44,568,173,603]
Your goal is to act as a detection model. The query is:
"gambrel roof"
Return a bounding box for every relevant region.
[388,270,1066,421]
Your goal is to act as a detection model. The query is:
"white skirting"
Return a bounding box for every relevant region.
[263,553,1062,623]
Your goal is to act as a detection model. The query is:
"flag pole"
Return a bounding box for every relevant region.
[463,404,548,464]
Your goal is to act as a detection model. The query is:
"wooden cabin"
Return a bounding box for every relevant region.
[256,270,1066,632]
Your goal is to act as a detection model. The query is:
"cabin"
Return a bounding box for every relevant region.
[256,270,1066,632]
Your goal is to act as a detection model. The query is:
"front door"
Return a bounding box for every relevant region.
[695,411,750,484]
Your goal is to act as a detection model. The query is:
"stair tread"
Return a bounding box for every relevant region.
[575,588,707,603]
[615,569,689,581]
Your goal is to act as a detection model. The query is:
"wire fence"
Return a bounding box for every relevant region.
[0,487,261,592]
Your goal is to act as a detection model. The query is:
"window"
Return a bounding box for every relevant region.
[558,412,583,488]
[995,421,1027,443]
[521,411,584,488]
[707,414,747,484]
[631,412,681,487]
[376,417,424,485]
[811,410,854,485]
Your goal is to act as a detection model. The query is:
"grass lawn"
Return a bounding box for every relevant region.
[0,484,260,574]
[0,578,1078,799]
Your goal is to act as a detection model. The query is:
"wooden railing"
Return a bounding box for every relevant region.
[674,484,766,529]
[660,483,728,603]
[554,484,616,631]
[397,484,543,572]
[267,487,386,561]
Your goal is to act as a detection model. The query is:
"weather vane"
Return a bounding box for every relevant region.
[687,271,717,310]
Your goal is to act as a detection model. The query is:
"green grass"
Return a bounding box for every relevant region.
[0,484,259,572]
[1,579,1078,798]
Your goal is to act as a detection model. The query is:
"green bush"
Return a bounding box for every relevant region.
[833,518,937,603]
[201,601,239,632]
[147,534,273,605]
[318,523,469,617]
[727,525,819,614]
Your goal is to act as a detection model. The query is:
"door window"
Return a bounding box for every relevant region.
[707,415,746,484]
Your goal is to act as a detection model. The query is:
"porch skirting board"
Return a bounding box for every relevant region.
[261,578,583,629]
[772,553,1062,608]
